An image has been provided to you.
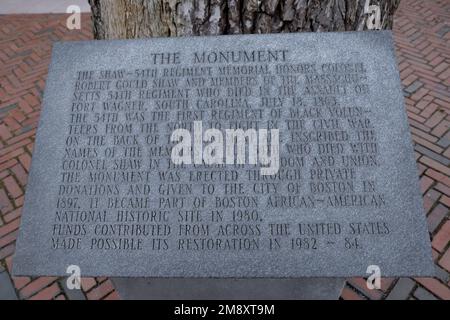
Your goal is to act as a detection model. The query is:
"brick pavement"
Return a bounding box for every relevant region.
[0,0,449,300]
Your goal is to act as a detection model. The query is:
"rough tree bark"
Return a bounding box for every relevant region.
[88,0,400,40]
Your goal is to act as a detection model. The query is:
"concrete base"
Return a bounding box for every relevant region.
[112,278,345,300]
[0,270,18,300]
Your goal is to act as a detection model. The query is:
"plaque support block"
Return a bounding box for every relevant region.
[112,278,346,300]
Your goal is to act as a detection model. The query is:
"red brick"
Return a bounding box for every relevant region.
[0,147,24,164]
[438,68,450,81]
[0,218,21,238]
[415,278,450,300]
[411,88,429,101]
[432,220,450,252]
[0,159,17,172]
[3,117,21,132]
[430,56,445,67]
[427,203,449,233]
[434,98,450,111]
[0,229,18,248]
[415,96,433,110]
[103,290,121,300]
[0,139,31,158]
[432,248,440,262]
[0,171,8,181]
[86,280,114,300]
[12,276,32,290]
[420,103,438,118]
[380,278,396,292]
[403,74,418,86]
[340,286,367,300]
[411,127,438,143]
[0,243,15,259]
[3,175,23,198]
[10,163,28,186]
[20,277,58,299]
[420,175,434,193]
[0,124,13,140]
[28,283,61,300]
[440,195,450,207]
[348,278,383,300]
[431,119,449,137]
[9,109,26,123]
[3,207,21,223]
[435,183,450,197]
[18,99,33,114]
[23,93,39,107]
[419,156,450,176]
[426,169,450,187]
[425,110,446,128]
[423,189,441,212]
[26,142,35,154]
[18,153,31,171]
[7,128,36,145]
[14,195,24,207]
[81,277,96,292]
[444,147,450,159]
[408,111,426,123]
[0,188,13,214]
[438,249,450,272]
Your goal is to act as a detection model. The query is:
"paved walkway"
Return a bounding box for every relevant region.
[0,0,449,300]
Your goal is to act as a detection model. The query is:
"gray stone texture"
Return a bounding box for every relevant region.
[13,31,434,278]
[112,278,345,300]
[413,287,438,300]
[59,278,86,300]
[0,270,18,300]
[386,278,415,300]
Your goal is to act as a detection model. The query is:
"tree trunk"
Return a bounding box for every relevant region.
[88,0,400,40]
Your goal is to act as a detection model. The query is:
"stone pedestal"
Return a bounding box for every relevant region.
[112,278,345,300]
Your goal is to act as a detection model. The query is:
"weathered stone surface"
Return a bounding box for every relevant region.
[112,278,345,300]
[13,31,433,277]
[386,278,416,300]
[0,271,18,300]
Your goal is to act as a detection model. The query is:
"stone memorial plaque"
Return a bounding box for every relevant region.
[13,31,434,277]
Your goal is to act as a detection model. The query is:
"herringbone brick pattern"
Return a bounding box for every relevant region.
[0,0,449,300]
[342,0,450,300]
[0,13,118,300]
